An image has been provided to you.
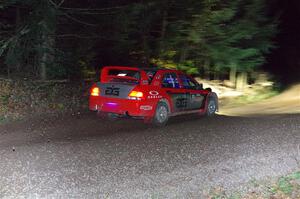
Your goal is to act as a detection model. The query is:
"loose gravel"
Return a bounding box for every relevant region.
[0,113,299,198]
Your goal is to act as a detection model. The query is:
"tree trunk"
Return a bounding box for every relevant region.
[158,5,168,56]
[40,30,56,80]
[15,7,21,72]
[40,34,48,80]
[236,72,248,91]
[179,47,187,63]
[141,2,150,67]
[7,65,10,78]
[213,70,220,80]
[142,35,150,66]
[229,66,237,88]
[38,1,56,80]
[203,59,210,80]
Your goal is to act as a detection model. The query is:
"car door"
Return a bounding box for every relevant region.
[161,73,188,112]
[178,74,205,110]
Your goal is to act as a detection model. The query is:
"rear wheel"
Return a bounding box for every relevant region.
[206,98,217,116]
[152,102,169,126]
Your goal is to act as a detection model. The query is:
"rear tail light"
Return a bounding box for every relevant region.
[91,87,100,96]
[128,91,144,100]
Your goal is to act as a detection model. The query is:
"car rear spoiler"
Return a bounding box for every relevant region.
[100,66,150,85]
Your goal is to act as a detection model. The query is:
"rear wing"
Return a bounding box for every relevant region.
[100,66,149,85]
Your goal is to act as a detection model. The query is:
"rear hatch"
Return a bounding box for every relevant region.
[96,83,136,99]
[98,66,146,99]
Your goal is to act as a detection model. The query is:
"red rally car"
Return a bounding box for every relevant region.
[89,66,218,126]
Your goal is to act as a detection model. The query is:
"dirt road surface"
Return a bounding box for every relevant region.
[0,111,299,198]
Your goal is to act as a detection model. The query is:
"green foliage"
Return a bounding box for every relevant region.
[0,0,277,80]
[148,0,276,81]
[177,61,199,75]
[0,0,58,79]
[287,171,300,180]
[267,171,300,197]
[207,171,300,199]
[277,177,293,195]
[0,95,10,106]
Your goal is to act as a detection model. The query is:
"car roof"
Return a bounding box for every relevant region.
[102,66,183,73]
[142,68,182,73]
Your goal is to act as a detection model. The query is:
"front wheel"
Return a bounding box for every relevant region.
[206,98,217,116]
[152,102,169,126]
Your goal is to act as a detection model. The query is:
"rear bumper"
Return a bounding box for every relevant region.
[89,96,155,117]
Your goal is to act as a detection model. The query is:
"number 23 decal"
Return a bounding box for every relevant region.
[176,98,187,108]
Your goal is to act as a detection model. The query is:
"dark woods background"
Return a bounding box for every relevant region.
[0,0,298,85]
[265,0,300,84]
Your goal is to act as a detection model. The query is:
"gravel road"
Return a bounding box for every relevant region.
[0,112,299,198]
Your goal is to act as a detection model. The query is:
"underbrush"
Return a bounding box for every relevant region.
[0,79,90,124]
[208,171,300,199]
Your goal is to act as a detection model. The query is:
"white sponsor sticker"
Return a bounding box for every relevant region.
[140,105,153,110]
[147,95,162,99]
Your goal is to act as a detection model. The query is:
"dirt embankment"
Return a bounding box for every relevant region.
[0,79,89,122]
[220,84,300,116]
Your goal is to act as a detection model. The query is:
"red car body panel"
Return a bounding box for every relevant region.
[89,66,218,119]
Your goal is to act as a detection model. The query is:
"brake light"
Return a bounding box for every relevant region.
[128,91,144,100]
[91,87,100,96]
[129,91,143,98]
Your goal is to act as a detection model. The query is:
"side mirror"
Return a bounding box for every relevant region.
[205,87,212,92]
[196,83,203,90]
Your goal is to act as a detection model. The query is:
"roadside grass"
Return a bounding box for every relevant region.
[220,87,279,108]
[207,171,300,199]
[0,115,8,125]
[233,90,279,105]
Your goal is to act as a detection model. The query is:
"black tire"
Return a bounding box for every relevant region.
[206,98,217,116]
[152,102,169,126]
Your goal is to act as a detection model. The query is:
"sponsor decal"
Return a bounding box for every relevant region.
[147,90,162,99]
[147,95,162,99]
[105,86,120,96]
[176,98,187,108]
[149,91,159,96]
[140,105,153,110]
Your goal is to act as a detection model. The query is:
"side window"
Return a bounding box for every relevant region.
[146,70,156,83]
[179,74,198,89]
[162,73,180,88]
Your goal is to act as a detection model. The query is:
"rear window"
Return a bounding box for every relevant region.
[108,69,140,79]
[107,69,140,84]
